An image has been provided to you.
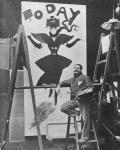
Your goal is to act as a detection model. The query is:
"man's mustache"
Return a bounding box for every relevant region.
[74,70,79,73]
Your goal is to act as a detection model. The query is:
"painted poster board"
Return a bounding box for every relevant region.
[21,1,86,137]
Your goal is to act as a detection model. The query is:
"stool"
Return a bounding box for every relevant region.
[65,111,82,150]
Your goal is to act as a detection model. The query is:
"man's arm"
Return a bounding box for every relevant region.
[86,76,92,87]
[56,79,71,93]
[59,79,71,87]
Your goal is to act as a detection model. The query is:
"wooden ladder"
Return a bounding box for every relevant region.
[0,25,44,150]
[92,26,120,149]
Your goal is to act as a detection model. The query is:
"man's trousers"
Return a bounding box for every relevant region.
[61,95,91,140]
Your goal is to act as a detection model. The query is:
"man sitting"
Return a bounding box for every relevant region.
[56,64,92,143]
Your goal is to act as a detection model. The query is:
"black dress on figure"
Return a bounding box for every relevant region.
[35,54,72,85]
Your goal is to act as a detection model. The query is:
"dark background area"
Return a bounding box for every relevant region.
[0,0,118,78]
[0,1,120,150]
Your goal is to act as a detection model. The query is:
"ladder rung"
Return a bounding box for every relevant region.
[77,139,97,143]
[90,129,95,132]
[93,83,109,86]
[93,83,109,92]
[14,85,57,89]
[93,83,102,86]
[87,139,97,143]
[68,135,76,140]
[97,59,107,65]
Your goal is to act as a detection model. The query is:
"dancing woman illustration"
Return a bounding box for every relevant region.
[28,16,80,85]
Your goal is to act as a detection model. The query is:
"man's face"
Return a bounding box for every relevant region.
[74,65,82,77]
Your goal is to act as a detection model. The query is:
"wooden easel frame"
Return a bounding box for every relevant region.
[0,25,43,150]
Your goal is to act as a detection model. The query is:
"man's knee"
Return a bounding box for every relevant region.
[60,103,68,113]
[60,101,78,113]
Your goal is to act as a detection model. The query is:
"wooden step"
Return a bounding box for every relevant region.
[77,139,97,144]
[87,139,97,143]
[92,83,109,92]
[68,135,76,140]
[90,129,95,132]
[97,59,107,65]
[93,83,102,86]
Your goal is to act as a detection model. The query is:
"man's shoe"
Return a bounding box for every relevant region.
[78,138,88,143]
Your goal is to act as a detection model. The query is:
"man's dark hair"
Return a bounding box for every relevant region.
[74,64,83,70]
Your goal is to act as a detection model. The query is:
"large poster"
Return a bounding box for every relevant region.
[21,1,86,137]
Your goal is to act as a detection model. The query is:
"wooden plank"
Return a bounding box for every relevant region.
[14,85,57,89]
[21,25,43,150]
